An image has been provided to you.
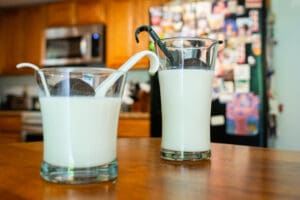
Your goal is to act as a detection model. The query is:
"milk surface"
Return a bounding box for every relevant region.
[40,97,121,168]
[159,69,214,152]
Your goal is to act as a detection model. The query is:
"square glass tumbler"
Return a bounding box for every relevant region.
[36,67,126,184]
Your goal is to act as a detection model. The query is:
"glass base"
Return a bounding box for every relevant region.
[40,159,118,184]
[161,148,211,161]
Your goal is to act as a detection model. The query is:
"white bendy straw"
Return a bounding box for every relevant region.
[16,63,50,97]
[16,51,160,98]
[95,50,159,97]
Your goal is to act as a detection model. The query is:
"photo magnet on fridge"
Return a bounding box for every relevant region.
[245,0,262,8]
[226,93,260,135]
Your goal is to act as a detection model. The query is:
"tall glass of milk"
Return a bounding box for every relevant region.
[155,37,220,161]
[37,67,126,184]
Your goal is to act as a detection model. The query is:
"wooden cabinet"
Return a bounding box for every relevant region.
[106,0,150,68]
[0,112,22,143]
[46,0,106,27]
[0,114,22,133]
[0,12,5,74]
[46,2,76,27]
[106,0,133,68]
[23,5,47,69]
[76,0,106,25]
[0,112,149,143]
[0,5,45,75]
[0,0,169,74]
[106,0,168,69]
[1,8,25,75]
[118,113,150,137]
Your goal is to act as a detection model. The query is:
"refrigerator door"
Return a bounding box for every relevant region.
[149,0,267,147]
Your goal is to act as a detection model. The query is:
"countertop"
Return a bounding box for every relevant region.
[0,138,300,199]
[0,110,25,116]
[0,110,149,119]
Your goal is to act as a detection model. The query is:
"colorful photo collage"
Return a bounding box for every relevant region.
[149,0,263,102]
[149,0,263,135]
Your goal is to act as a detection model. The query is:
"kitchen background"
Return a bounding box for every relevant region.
[0,0,299,151]
[0,71,150,110]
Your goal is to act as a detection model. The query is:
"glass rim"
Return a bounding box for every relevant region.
[159,37,219,44]
[39,67,126,75]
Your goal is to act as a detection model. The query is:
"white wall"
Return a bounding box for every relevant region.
[272,0,300,150]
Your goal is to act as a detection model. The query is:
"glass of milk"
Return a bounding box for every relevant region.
[155,37,220,161]
[37,67,126,184]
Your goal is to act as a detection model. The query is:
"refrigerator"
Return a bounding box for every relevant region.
[149,0,268,147]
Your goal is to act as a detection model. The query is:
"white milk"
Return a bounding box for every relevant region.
[40,97,121,168]
[159,69,214,152]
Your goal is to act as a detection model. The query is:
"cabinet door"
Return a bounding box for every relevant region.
[23,5,46,70]
[0,6,46,75]
[0,116,22,133]
[76,0,106,25]
[1,8,25,75]
[0,115,22,143]
[106,0,167,69]
[132,0,170,67]
[131,0,159,67]
[0,12,5,74]
[106,0,155,69]
[46,2,76,27]
[106,0,135,68]
[118,119,150,137]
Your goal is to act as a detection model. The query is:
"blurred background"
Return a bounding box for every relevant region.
[0,0,299,151]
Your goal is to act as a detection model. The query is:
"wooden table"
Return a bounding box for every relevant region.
[1,138,300,199]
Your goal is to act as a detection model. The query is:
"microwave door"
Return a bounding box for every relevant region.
[44,36,88,66]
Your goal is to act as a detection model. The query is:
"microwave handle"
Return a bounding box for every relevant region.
[80,35,91,58]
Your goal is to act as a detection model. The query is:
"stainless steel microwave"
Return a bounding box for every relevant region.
[43,24,105,67]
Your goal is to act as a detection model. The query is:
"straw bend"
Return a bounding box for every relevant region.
[135,25,174,65]
[16,62,50,97]
[95,50,159,97]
